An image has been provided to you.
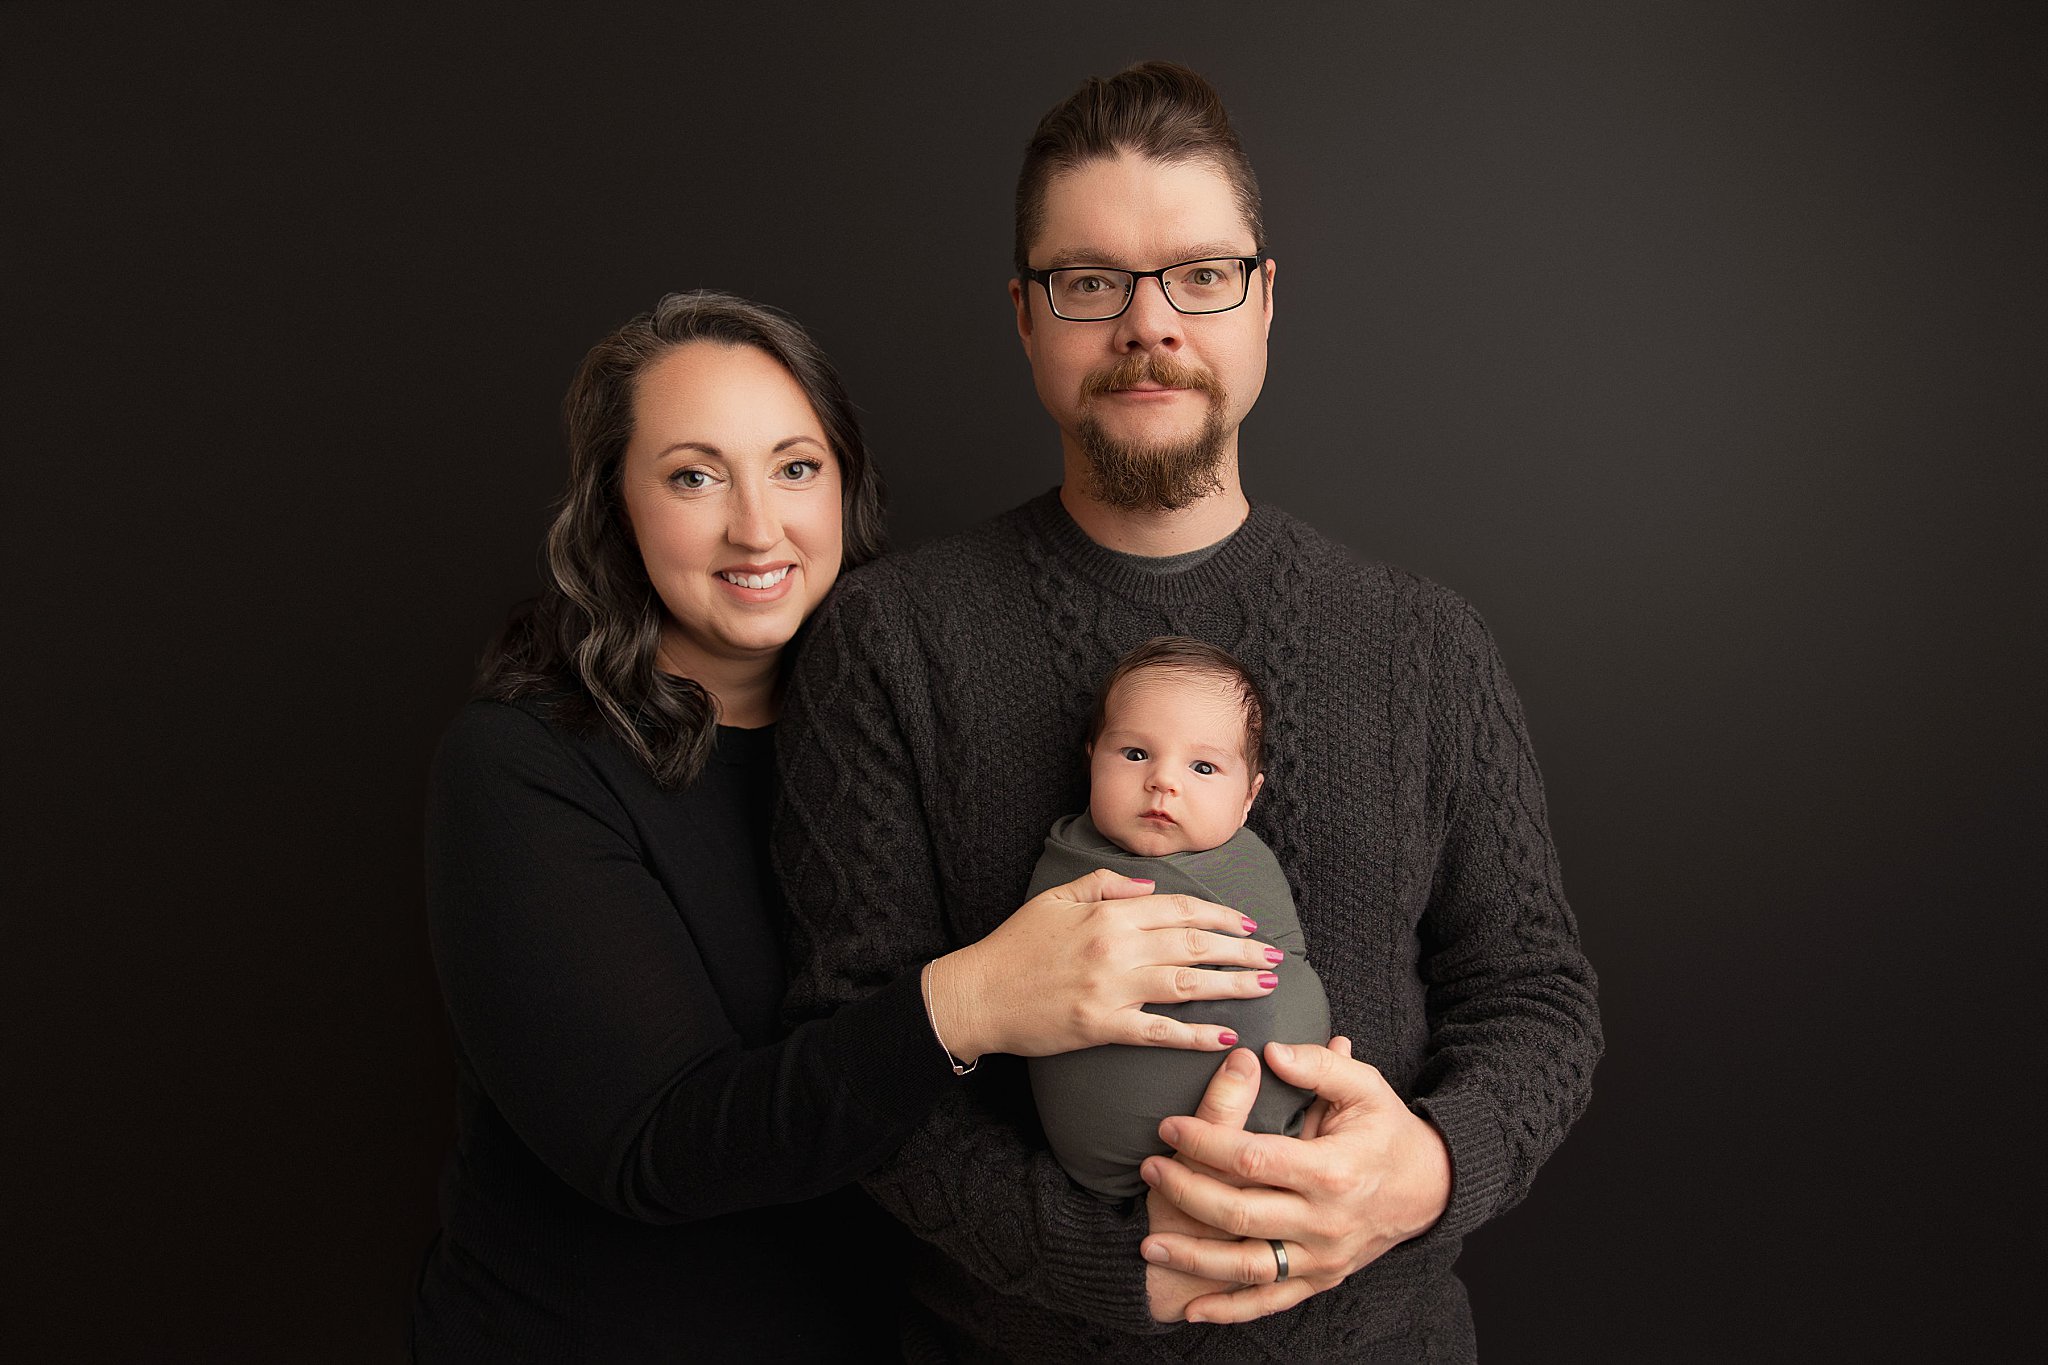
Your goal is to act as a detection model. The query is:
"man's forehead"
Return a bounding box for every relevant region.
[1029,154,1256,267]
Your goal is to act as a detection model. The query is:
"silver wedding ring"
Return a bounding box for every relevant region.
[1269,1238,1290,1282]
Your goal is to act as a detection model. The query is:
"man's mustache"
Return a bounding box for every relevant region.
[1080,353,1222,401]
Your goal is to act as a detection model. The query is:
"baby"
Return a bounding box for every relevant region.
[1027,637,1331,1201]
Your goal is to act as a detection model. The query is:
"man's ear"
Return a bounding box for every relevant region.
[1011,277,1034,345]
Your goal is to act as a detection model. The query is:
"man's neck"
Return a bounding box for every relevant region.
[1058,451,1251,557]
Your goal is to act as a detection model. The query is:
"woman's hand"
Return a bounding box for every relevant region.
[1137,1039,1454,1324]
[924,868,1281,1061]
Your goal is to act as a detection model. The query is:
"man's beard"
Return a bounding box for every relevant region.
[1075,353,1229,512]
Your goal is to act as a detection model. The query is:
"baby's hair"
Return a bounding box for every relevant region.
[1087,636,1268,776]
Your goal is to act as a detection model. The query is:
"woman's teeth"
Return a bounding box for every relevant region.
[719,568,790,589]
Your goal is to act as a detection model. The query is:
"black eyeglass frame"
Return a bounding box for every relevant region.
[1019,252,1271,321]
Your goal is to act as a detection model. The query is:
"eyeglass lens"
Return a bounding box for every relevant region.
[1047,258,1250,319]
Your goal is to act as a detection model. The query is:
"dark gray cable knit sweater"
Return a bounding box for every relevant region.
[776,490,1601,1362]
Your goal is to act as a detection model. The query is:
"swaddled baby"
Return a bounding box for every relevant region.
[1028,637,1331,1200]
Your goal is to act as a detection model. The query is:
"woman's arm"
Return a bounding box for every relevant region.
[427,700,957,1222]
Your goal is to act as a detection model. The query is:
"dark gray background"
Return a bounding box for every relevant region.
[8,2,2043,1359]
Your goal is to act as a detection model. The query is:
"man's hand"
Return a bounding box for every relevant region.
[1143,1048,1259,1323]
[1138,1040,1453,1325]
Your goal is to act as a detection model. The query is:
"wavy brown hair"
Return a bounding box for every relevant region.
[478,291,886,787]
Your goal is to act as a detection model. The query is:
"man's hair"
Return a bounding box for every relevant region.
[477,290,887,789]
[1087,636,1268,776]
[1014,61,1265,274]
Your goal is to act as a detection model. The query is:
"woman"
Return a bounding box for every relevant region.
[411,292,1283,1361]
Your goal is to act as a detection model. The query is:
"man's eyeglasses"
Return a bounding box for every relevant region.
[1020,253,1268,321]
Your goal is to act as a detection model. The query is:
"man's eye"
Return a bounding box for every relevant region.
[1071,274,1113,294]
[1191,760,1217,775]
[1188,268,1221,286]
[1120,747,1147,762]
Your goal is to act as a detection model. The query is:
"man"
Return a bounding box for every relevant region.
[777,62,1600,1361]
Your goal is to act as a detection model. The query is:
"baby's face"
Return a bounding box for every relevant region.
[1088,669,1263,857]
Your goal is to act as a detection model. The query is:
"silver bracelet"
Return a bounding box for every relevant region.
[920,959,978,1076]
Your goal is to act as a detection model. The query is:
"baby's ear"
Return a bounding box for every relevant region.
[1243,771,1265,820]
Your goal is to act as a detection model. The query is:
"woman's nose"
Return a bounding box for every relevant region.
[727,485,780,550]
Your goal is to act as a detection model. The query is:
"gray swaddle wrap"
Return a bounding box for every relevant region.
[1025,813,1332,1200]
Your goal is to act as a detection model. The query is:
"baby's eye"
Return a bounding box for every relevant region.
[1119,747,1148,762]
[1191,760,1217,776]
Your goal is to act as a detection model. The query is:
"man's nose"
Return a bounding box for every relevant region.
[1114,276,1182,352]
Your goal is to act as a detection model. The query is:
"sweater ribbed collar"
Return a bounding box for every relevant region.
[1023,487,1284,607]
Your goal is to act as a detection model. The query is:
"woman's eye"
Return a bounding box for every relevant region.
[781,458,822,482]
[1119,747,1147,762]
[1191,760,1217,776]
[672,469,713,490]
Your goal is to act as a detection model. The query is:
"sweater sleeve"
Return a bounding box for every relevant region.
[424,700,954,1224]
[775,583,1167,1335]
[1405,597,1603,1241]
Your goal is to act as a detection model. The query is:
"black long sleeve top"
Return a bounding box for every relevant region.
[412,696,955,1362]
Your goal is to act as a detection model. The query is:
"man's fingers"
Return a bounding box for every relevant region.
[1263,1039,1390,1107]
[1184,1278,1320,1325]
[1141,1231,1312,1287]
[1141,1152,1303,1238]
[1155,1114,1303,1191]
[1187,1047,1260,1127]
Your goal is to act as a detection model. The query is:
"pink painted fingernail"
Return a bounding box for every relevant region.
[1131,877,1154,886]
[1240,916,1258,933]
[1264,947,1284,964]
[1218,1030,1239,1047]
[1257,971,1279,990]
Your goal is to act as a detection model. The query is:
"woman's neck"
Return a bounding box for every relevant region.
[656,637,780,728]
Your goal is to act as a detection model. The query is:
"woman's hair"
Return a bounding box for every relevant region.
[477,290,886,788]
[1086,636,1268,776]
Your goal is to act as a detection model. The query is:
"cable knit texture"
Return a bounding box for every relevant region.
[776,491,1601,1361]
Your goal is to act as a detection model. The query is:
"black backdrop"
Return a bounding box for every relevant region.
[9,3,2043,1360]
